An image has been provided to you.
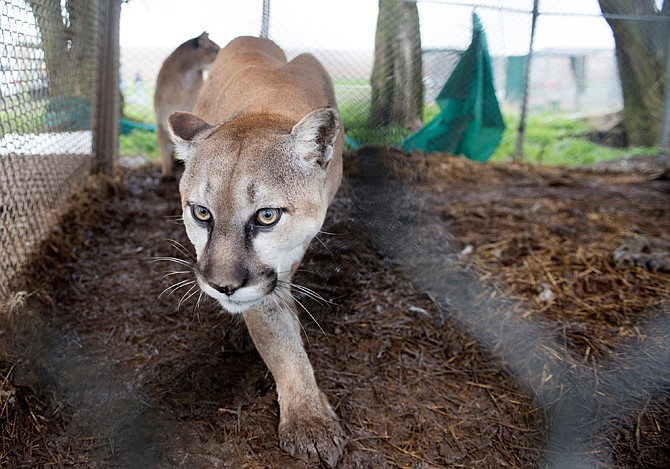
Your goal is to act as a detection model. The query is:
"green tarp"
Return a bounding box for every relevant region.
[44,96,91,131]
[401,12,505,161]
[505,55,527,103]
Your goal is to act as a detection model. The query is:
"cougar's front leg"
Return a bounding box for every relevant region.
[157,123,176,180]
[243,295,346,467]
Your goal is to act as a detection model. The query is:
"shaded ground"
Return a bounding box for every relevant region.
[1,149,669,467]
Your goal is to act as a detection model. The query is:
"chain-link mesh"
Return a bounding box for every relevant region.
[119,0,669,160]
[0,0,106,296]
[2,0,667,294]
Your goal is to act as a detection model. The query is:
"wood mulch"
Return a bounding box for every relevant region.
[1,149,669,467]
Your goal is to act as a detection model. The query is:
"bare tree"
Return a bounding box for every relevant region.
[599,0,670,146]
[368,0,423,130]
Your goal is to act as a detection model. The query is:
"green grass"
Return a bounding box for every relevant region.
[340,101,441,148]
[333,77,370,86]
[2,75,652,169]
[117,105,656,168]
[491,113,655,166]
[116,107,656,167]
[115,77,654,168]
[0,97,47,137]
[343,109,656,166]
[120,129,159,159]
[122,81,156,123]
[339,100,410,147]
[119,80,159,158]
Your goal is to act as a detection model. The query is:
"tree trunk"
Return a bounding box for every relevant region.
[368,0,423,130]
[599,0,670,146]
[28,0,97,102]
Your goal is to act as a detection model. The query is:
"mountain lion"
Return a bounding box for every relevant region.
[168,36,345,466]
[154,32,219,180]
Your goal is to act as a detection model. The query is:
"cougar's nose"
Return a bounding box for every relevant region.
[213,278,247,296]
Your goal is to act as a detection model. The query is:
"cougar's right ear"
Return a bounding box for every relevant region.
[167,112,214,161]
[290,107,340,169]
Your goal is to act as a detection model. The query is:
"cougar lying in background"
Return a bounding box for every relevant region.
[167,36,346,466]
[154,32,219,180]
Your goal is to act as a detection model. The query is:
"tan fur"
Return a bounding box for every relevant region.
[167,37,345,466]
[154,32,219,179]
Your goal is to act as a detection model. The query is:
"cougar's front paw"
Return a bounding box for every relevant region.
[278,398,346,468]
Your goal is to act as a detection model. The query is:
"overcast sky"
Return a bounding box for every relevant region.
[120,0,616,55]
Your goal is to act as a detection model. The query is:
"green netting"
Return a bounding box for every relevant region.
[401,12,505,161]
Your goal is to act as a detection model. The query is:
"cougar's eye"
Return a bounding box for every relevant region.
[191,204,212,223]
[255,207,281,227]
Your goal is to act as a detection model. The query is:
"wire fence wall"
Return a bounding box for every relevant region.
[118,0,668,160]
[2,0,669,297]
[0,0,119,297]
[0,2,668,465]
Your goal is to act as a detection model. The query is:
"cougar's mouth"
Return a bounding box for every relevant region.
[217,296,263,314]
[196,273,278,314]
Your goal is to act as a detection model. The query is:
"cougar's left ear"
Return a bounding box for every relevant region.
[167,111,214,161]
[290,107,340,169]
[195,31,209,47]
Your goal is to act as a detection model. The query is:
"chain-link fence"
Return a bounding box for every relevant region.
[0,0,119,297]
[1,2,669,466]
[118,0,670,162]
[2,0,669,299]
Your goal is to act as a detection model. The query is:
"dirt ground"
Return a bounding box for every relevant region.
[1,148,669,468]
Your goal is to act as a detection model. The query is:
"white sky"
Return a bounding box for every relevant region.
[120,0,617,55]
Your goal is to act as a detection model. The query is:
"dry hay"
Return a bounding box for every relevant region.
[1,148,669,467]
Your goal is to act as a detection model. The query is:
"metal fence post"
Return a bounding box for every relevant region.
[93,0,121,175]
[514,0,539,161]
[261,0,271,38]
[657,27,670,170]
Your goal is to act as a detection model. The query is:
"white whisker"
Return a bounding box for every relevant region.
[291,268,328,279]
[151,241,202,313]
[273,290,311,346]
[288,289,329,342]
[166,238,195,260]
[194,290,205,322]
[178,284,200,310]
[159,270,191,282]
[314,235,331,253]
[271,294,282,316]
[291,283,328,304]
[157,278,195,301]
[163,215,184,225]
[280,281,335,308]
[317,229,342,236]
[152,256,194,268]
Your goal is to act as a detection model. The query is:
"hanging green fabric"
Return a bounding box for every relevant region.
[401,12,505,161]
[505,55,527,103]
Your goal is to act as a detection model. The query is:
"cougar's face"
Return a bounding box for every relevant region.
[178,125,327,314]
[193,32,220,68]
